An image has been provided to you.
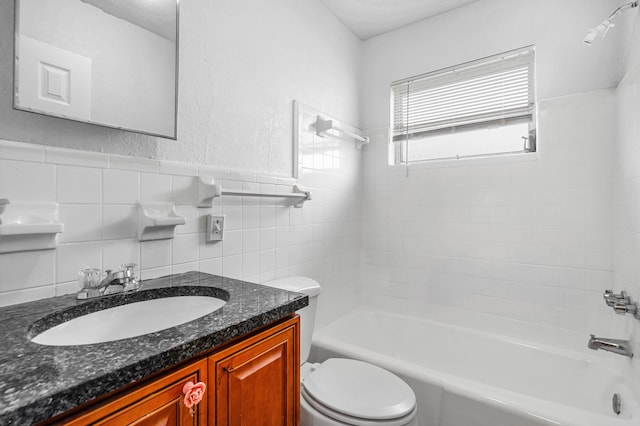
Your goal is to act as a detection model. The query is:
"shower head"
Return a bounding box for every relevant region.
[583,1,638,46]
[582,29,598,45]
[583,19,615,45]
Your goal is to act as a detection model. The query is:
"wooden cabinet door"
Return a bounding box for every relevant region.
[209,316,300,426]
[64,358,208,426]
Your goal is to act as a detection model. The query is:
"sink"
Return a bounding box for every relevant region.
[30,294,227,346]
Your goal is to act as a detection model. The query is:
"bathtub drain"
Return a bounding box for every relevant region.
[613,393,622,415]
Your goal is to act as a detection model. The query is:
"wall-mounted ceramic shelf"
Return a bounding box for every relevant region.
[197,177,311,208]
[137,203,186,241]
[0,200,64,253]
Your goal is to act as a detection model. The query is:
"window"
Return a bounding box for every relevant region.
[390,46,536,164]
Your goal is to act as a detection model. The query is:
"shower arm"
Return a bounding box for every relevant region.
[602,1,639,34]
[608,1,638,21]
[584,1,638,45]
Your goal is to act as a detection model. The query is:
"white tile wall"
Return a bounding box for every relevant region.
[0,130,363,327]
[103,170,139,204]
[615,16,640,391]
[361,89,616,350]
[4,87,621,354]
[0,159,56,201]
[57,166,102,204]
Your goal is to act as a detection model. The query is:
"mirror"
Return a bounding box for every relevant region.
[13,0,179,139]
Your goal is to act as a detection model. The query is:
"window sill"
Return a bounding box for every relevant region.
[389,152,537,171]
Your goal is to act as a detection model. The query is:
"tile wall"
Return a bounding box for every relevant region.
[0,88,621,350]
[0,128,363,328]
[361,89,616,350]
[615,14,640,374]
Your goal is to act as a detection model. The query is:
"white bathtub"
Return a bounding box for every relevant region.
[309,308,639,426]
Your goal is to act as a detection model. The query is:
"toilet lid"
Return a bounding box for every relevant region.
[302,358,416,420]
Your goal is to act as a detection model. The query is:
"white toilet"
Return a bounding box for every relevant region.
[265,277,417,426]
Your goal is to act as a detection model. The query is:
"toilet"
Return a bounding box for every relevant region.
[265,277,417,426]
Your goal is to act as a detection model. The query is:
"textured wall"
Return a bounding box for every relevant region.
[0,0,361,177]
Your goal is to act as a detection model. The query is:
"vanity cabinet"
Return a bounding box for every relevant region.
[208,315,300,425]
[54,316,299,426]
[64,359,208,426]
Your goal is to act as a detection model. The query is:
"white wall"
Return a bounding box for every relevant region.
[362,90,615,349]
[0,0,363,328]
[615,2,640,392]
[2,0,636,352]
[359,0,621,350]
[0,133,363,328]
[360,0,620,129]
[0,0,361,177]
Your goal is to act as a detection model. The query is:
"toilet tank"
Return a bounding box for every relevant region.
[263,277,321,365]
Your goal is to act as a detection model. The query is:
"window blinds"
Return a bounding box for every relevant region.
[391,46,535,142]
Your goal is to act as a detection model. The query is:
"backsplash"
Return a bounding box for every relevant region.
[0,132,363,329]
[361,89,616,349]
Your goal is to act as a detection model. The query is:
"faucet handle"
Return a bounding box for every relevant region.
[604,290,630,306]
[614,301,639,316]
[614,303,629,315]
[603,289,614,306]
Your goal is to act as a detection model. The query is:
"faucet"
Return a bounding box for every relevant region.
[602,289,640,319]
[77,264,139,299]
[588,334,633,358]
[99,269,129,294]
[603,290,630,307]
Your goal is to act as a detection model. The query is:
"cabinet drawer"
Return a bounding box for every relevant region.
[64,359,208,426]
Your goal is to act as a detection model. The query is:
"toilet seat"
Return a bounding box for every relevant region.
[302,358,416,425]
[302,388,417,426]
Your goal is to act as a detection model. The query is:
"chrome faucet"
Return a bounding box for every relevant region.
[603,290,630,307]
[77,264,139,299]
[588,334,633,358]
[602,289,640,320]
[99,269,129,294]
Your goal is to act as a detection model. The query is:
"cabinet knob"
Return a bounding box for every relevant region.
[182,381,206,416]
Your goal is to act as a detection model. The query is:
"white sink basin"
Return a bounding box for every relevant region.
[31,295,227,346]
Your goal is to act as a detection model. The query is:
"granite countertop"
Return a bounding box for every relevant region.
[0,271,308,425]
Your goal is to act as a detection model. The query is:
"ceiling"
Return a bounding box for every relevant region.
[80,0,476,44]
[81,0,177,41]
[319,0,480,40]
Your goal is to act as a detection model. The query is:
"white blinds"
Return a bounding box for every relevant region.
[391,46,535,142]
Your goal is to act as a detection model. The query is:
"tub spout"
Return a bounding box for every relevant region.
[588,334,633,358]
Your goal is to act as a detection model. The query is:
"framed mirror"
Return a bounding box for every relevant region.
[13,0,179,139]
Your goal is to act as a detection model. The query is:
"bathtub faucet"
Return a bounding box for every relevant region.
[602,289,640,320]
[588,334,633,358]
[603,290,630,307]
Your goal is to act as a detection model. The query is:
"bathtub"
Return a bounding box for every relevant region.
[309,308,639,426]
